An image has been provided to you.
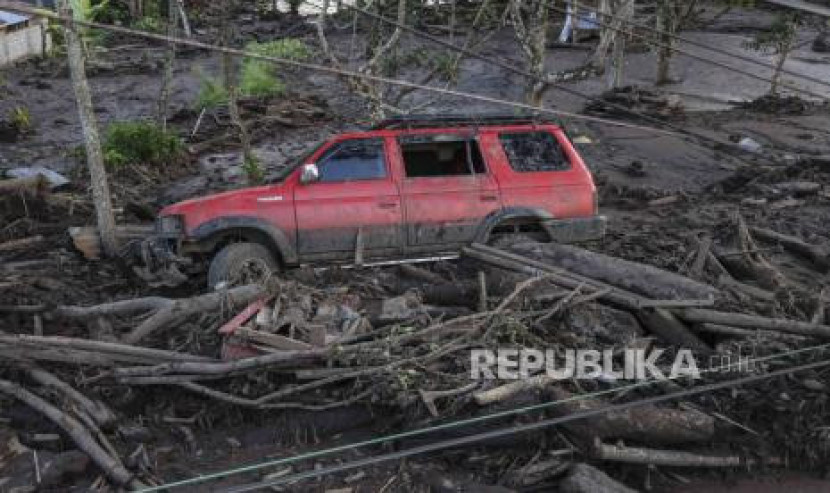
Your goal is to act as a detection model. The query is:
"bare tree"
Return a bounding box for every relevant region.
[590,0,634,81]
[58,0,118,256]
[655,0,700,85]
[217,0,258,182]
[157,0,180,129]
[509,0,552,106]
[744,13,799,95]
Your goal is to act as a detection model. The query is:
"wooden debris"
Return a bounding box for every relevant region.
[594,441,759,468]
[0,236,46,253]
[548,387,715,445]
[68,225,154,260]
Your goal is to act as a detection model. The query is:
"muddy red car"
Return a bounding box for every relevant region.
[151,115,606,287]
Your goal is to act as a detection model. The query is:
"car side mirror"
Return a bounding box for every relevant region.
[300,163,320,184]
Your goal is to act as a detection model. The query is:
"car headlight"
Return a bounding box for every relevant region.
[156,215,184,235]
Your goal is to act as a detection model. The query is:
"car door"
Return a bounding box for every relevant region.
[294,137,403,261]
[394,132,502,249]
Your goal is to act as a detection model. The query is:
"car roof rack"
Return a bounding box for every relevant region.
[371,113,561,130]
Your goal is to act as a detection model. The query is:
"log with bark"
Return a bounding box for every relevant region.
[593,441,771,468]
[547,387,715,444]
[0,379,145,488]
[505,241,718,301]
[750,226,830,271]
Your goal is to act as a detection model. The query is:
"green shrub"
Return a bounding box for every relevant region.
[241,60,286,98]
[239,39,311,98]
[133,15,163,33]
[193,39,311,108]
[242,153,264,184]
[9,106,32,133]
[195,75,228,110]
[246,39,312,60]
[103,121,184,169]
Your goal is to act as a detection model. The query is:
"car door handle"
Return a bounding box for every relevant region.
[378,201,398,209]
[480,194,499,202]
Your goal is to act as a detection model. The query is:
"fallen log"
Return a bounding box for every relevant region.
[677,308,830,339]
[474,374,556,406]
[750,226,830,270]
[68,225,154,260]
[122,284,266,344]
[692,322,808,340]
[638,308,710,353]
[463,245,644,310]
[505,241,718,300]
[0,235,46,252]
[0,334,215,363]
[547,387,715,444]
[594,441,761,468]
[26,366,117,428]
[0,379,144,489]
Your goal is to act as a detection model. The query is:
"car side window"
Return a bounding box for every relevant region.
[499,131,570,172]
[317,138,387,182]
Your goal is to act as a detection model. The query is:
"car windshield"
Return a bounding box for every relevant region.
[269,142,325,183]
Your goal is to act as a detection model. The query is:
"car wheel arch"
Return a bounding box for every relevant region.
[474,207,555,244]
[190,217,298,266]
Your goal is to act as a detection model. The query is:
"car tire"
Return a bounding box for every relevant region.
[208,242,278,289]
[489,233,542,249]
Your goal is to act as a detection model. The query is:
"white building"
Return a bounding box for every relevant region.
[0,3,51,67]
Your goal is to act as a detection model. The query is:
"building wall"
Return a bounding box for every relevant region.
[0,19,51,66]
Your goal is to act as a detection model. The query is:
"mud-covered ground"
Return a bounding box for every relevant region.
[2,4,830,492]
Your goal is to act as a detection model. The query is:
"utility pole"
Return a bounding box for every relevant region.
[58,0,118,257]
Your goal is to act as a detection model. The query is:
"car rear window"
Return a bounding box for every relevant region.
[499,131,570,172]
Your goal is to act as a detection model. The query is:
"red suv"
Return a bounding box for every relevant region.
[151,115,605,287]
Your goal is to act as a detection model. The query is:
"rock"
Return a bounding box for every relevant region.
[738,137,762,153]
[5,167,70,190]
[559,463,637,493]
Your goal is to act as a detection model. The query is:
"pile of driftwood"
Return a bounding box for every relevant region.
[2,218,830,490]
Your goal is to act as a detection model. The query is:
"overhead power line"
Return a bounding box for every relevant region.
[139,342,830,491]
[302,0,793,170]
[226,357,830,492]
[548,0,830,92]
[0,2,686,137]
[544,1,830,101]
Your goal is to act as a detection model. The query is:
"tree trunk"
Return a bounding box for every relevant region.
[156,0,179,130]
[219,1,253,169]
[58,0,118,257]
[655,0,676,85]
[770,49,787,95]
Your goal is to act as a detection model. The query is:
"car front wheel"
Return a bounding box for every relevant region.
[208,242,278,289]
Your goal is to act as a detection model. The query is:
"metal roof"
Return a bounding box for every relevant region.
[0,9,30,26]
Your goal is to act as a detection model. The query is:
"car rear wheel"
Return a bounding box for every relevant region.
[208,242,278,289]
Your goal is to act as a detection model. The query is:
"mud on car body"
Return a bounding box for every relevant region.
[147,115,607,288]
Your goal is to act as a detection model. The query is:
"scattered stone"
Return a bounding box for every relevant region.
[737,137,762,153]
